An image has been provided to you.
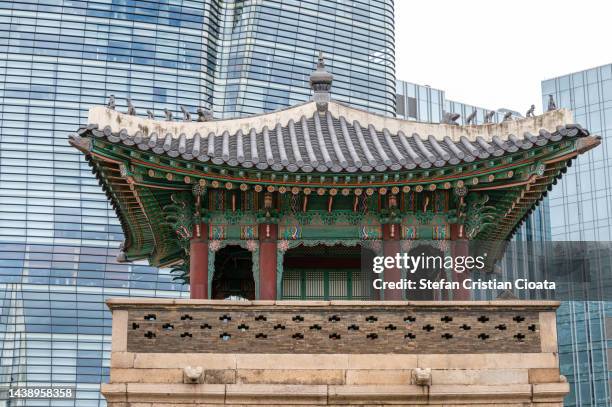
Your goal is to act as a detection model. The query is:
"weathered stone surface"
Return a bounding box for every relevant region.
[529,368,561,384]
[418,353,558,369]
[431,368,528,385]
[205,369,236,384]
[112,310,128,352]
[133,353,236,369]
[539,312,558,353]
[328,384,427,404]
[428,384,532,403]
[111,368,183,384]
[225,384,327,405]
[345,369,412,385]
[532,382,571,403]
[237,369,344,385]
[348,354,417,370]
[236,354,349,370]
[125,383,225,403]
[110,352,134,368]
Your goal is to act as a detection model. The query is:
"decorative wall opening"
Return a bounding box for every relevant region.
[281,244,376,300]
[212,245,254,300]
[406,244,445,300]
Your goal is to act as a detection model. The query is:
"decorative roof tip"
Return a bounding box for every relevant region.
[68,133,91,153]
[526,104,535,118]
[441,111,460,125]
[105,95,214,122]
[548,94,557,111]
[310,51,333,112]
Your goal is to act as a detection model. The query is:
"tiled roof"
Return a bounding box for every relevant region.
[71,101,589,174]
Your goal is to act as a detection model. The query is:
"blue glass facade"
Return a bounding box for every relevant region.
[542,64,612,406]
[213,0,396,117]
[0,1,396,405]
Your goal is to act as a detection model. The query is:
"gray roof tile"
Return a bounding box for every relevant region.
[75,107,590,174]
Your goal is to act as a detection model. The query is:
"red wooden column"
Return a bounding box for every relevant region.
[258,223,278,300]
[190,222,209,299]
[450,223,470,300]
[382,223,402,300]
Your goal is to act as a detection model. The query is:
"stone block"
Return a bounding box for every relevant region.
[529,368,561,384]
[236,353,349,370]
[428,384,532,403]
[539,312,558,353]
[532,382,571,403]
[111,368,183,384]
[110,352,134,368]
[418,353,558,369]
[328,384,427,404]
[237,369,344,385]
[112,310,128,352]
[225,384,328,404]
[348,354,417,370]
[431,368,528,385]
[345,370,412,385]
[133,353,236,369]
[205,369,236,384]
[125,383,225,403]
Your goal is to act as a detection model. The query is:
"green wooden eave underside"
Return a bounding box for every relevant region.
[72,132,599,267]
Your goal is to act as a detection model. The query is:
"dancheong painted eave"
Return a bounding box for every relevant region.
[68,97,600,267]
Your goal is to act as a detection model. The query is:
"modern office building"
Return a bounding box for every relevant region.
[213,0,396,117]
[542,64,612,406]
[0,1,395,406]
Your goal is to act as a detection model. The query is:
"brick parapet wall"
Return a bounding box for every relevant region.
[104,300,568,406]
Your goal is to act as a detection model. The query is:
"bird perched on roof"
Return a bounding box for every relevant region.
[526,104,535,118]
[547,95,557,111]
[503,111,513,121]
[107,95,116,110]
[127,97,136,116]
[484,110,495,123]
[164,108,173,121]
[197,107,213,122]
[442,111,460,125]
[465,109,477,125]
[180,106,191,121]
[146,110,154,119]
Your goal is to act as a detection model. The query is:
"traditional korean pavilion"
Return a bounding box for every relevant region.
[69,57,599,302]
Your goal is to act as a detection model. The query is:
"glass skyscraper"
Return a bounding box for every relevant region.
[0,1,395,406]
[542,64,612,406]
[214,0,396,117]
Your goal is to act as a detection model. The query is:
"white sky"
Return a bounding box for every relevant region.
[395,0,612,114]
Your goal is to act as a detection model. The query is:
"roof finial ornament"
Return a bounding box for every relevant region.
[442,111,460,125]
[309,50,333,112]
[107,94,116,110]
[164,108,173,121]
[484,110,495,123]
[465,109,477,125]
[526,104,535,118]
[547,94,557,111]
[503,111,513,121]
[127,97,136,116]
[197,107,213,122]
[146,109,154,119]
[180,106,191,121]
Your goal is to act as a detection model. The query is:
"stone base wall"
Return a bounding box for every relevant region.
[103,300,569,406]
